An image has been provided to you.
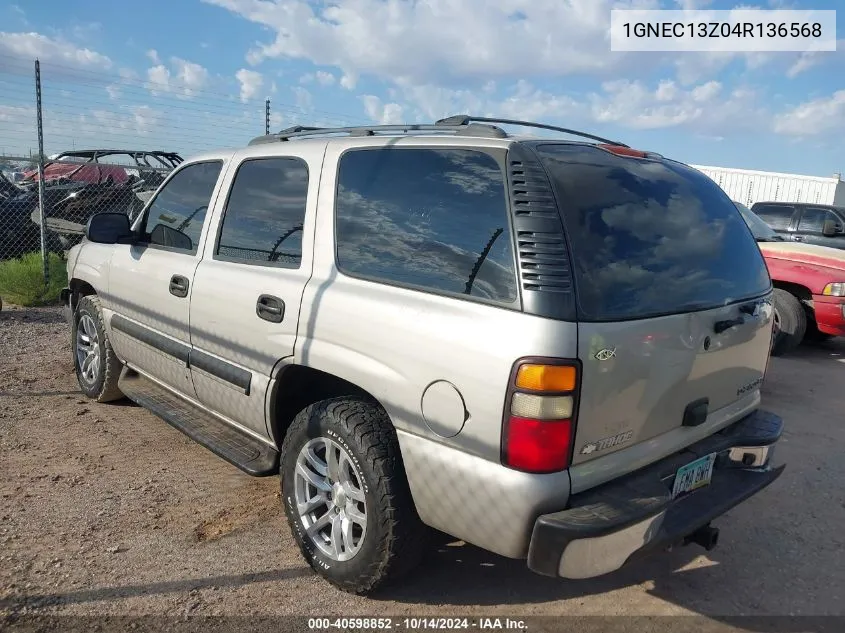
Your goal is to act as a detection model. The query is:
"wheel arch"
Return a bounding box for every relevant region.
[771,280,812,305]
[69,278,97,311]
[266,364,385,450]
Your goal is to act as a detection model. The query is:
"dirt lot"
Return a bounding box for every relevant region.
[1,305,844,626]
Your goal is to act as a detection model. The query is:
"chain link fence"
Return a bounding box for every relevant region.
[0,56,362,300]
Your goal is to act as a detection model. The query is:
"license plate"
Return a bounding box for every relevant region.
[672,453,716,499]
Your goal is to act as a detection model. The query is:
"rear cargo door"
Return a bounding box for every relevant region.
[534,144,774,466]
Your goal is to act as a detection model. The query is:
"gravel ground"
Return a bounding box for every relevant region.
[1,305,844,627]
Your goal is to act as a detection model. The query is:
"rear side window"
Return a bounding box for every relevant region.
[216,157,308,267]
[753,204,794,230]
[143,161,222,254]
[334,148,518,304]
[534,144,771,321]
[797,207,840,233]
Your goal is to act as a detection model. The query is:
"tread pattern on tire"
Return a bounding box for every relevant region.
[280,396,427,595]
[772,288,807,356]
[75,294,124,402]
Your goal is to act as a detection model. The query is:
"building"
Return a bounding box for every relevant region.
[691,164,845,208]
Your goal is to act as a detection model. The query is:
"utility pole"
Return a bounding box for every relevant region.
[35,59,49,289]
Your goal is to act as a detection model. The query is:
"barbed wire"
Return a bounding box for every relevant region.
[0,55,367,264]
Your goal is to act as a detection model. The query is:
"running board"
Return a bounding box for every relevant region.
[118,370,279,477]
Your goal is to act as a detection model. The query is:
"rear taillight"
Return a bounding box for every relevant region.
[502,359,580,474]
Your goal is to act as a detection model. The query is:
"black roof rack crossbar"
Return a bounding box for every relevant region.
[248,122,509,145]
[435,115,629,147]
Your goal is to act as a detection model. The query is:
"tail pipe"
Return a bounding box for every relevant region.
[684,524,720,551]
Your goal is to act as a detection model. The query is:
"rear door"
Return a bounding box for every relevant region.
[793,206,845,249]
[533,144,774,466]
[188,147,322,438]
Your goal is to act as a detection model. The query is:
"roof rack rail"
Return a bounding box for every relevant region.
[435,115,629,148]
[248,122,508,145]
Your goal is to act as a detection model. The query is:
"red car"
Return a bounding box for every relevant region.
[737,202,845,355]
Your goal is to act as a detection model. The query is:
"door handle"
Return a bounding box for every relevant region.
[793,235,805,241]
[169,274,189,298]
[256,294,285,323]
[713,316,746,334]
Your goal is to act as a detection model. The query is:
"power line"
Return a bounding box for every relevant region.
[0,53,370,123]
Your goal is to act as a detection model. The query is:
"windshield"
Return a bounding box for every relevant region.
[734,201,781,241]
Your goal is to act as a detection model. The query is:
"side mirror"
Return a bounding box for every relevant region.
[149,224,193,251]
[85,212,134,244]
[822,219,841,237]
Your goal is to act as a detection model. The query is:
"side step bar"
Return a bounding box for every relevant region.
[118,369,279,477]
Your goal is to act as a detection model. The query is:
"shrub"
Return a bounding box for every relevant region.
[0,251,67,307]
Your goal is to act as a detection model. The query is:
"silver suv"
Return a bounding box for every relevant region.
[62,116,785,594]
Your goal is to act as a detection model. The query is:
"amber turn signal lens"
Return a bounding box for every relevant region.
[515,364,576,392]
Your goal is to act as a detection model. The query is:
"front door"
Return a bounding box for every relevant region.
[188,149,322,438]
[104,159,227,398]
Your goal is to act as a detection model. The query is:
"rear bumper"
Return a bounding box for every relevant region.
[527,409,784,579]
[812,295,845,336]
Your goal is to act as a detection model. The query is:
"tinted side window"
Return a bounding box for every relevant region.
[753,204,794,230]
[143,161,222,253]
[335,148,517,304]
[798,207,839,232]
[216,158,308,267]
[534,144,771,321]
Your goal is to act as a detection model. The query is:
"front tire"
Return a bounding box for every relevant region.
[771,289,807,356]
[72,295,123,402]
[280,397,426,594]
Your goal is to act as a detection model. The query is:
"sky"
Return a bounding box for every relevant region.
[0,0,843,177]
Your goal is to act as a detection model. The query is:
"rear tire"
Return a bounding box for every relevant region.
[73,295,124,402]
[771,289,807,356]
[280,397,427,594]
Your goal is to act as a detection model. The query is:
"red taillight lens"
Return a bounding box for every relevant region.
[504,416,572,474]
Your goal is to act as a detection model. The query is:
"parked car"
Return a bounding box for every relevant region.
[736,201,845,355]
[62,116,784,594]
[750,201,845,250]
[0,150,183,261]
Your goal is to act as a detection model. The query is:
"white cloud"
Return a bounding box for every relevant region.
[774,91,845,137]
[235,68,263,102]
[0,103,31,123]
[299,73,314,84]
[202,0,635,84]
[589,79,762,133]
[145,56,210,99]
[691,81,721,102]
[340,72,357,90]
[786,44,844,78]
[0,31,112,70]
[146,49,160,65]
[292,86,313,111]
[493,80,581,122]
[655,80,679,102]
[361,95,404,124]
[315,70,335,86]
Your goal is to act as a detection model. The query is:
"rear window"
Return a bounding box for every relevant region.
[533,144,771,321]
